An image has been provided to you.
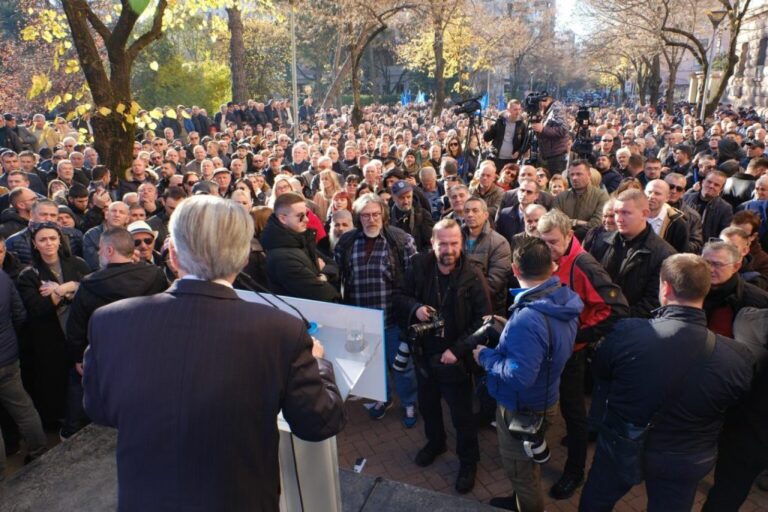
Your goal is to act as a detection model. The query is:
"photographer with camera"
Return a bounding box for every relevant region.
[530,92,569,173]
[394,219,492,494]
[472,238,583,511]
[483,100,528,170]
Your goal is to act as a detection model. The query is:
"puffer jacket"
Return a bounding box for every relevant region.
[479,277,583,413]
[260,214,340,303]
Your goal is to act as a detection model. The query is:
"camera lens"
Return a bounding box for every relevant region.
[392,342,411,372]
[523,436,550,464]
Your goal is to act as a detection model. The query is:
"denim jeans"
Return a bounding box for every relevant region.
[0,361,47,475]
[384,325,417,407]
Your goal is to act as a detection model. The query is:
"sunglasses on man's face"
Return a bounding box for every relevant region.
[669,184,686,192]
[134,237,154,247]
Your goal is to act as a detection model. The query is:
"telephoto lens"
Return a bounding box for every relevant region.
[523,434,550,464]
[392,341,411,372]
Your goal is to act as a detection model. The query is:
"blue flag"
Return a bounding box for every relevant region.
[498,93,506,110]
[480,93,489,111]
[416,90,426,104]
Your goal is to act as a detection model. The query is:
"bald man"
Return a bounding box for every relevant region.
[645,179,690,253]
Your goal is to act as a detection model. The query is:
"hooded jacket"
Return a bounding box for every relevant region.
[479,276,583,413]
[260,214,340,303]
[66,262,168,363]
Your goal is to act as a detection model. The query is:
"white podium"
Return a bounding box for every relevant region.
[237,290,387,512]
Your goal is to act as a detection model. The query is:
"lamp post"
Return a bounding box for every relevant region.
[700,9,727,123]
[529,72,534,92]
[289,0,299,141]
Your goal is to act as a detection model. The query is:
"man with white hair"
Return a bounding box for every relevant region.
[83,196,345,510]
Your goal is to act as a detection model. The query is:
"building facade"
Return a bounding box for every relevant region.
[727,0,768,113]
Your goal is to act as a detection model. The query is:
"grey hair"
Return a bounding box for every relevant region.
[169,195,253,280]
[702,241,741,264]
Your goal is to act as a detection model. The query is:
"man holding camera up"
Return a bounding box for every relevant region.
[530,92,569,174]
[394,219,492,494]
[473,239,583,511]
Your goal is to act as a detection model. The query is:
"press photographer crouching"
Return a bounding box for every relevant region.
[472,238,583,511]
[529,92,569,174]
[394,219,492,494]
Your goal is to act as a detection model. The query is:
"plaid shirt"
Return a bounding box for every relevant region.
[336,229,416,325]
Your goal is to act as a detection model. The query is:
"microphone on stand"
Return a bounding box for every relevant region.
[235,272,316,333]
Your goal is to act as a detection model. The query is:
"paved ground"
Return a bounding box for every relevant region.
[337,396,768,511]
[5,397,768,511]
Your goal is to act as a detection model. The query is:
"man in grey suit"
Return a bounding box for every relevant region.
[83,195,345,512]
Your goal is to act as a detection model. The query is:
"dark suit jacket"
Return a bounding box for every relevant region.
[83,278,346,512]
[495,205,526,245]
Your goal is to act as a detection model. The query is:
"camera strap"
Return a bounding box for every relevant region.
[514,313,554,415]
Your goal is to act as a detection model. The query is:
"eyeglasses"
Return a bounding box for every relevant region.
[134,237,154,247]
[359,211,382,220]
[601,139,613,142]
[704,259,735,269]
[449,142,460,147]
[536,173,547,178]
[669,184,686,192]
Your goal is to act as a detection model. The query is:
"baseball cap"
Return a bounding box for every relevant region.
[390,180,413,197]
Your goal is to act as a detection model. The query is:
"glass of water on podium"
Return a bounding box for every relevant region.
[345,323,366,353]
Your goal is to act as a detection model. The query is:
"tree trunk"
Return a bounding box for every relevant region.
[648,54,662,107]
[321,35,346,109]
[227,6,247,103]
[618,78,626,104]
[705,27,740,119]
[637,80,647,106]
[351,64,362,126]
[432,17,446,118]
[665,60,679,114]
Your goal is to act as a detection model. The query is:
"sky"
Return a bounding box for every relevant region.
[556,0,588,37]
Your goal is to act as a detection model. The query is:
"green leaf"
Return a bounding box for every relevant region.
[128,0,151,15]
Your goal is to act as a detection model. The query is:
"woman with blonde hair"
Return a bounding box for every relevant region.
[313,169,341,219]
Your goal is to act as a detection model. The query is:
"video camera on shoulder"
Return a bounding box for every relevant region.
[524,92,547,123]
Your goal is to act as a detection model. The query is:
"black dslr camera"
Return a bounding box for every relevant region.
[408,313,446,341]
[462,316,506,351]
[393,312,446,372]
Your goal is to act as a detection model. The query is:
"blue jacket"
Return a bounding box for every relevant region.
[479,276,582,413]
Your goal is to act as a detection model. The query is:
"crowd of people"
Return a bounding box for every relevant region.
[0,93,767,512]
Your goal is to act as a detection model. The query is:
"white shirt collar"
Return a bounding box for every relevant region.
[180,274,234,289]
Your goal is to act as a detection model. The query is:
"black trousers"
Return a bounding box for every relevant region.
[579,443,715,512]
[702,419,768,511]
[416,361,479,464]
[559,349,587,476]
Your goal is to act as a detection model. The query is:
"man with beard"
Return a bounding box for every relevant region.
[394,219,491,494]
[389,180,434,253]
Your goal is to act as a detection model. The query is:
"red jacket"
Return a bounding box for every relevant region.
[555,236,629,351]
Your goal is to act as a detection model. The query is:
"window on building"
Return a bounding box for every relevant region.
[736,42,749,77]
[757,37,768,80]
